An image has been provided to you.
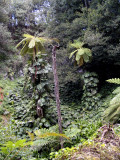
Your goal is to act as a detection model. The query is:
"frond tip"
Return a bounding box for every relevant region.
[106,78,120,84]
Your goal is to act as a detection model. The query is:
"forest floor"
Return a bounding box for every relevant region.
[71,125,120,160]
[0,87,3,105]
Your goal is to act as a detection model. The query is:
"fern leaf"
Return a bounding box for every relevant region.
[23,34,34,38]
[70,41,84,49]
[84,48,92,56]
[16,37,30,48]
[29,39,35,48]
[69,50,77,59]
[64,128,81,138]
[83,54,89,62]
[35,132,69,140]
[106,78,120,84]
[20,42,28,56]
[112,87,120,94]
[77,48,85,55]
[104,92,120,123]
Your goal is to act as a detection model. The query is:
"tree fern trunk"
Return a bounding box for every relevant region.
[52,45,63,149]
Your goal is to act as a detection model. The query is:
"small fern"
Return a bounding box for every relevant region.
[106,78,120,84]
[28,125,70,150]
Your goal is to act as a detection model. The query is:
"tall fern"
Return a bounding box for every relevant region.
[104,78,120,123]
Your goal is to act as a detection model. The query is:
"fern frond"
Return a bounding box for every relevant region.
[69,40,92,66]
[64,128,81,138]
[104,92,120,123]
[112,87,120,94]
[35,132,69,140]
[30,125,67,150]
[23,34,34,38]
[106,78,120,84]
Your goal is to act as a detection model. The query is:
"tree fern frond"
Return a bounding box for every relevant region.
[69,50,77,58]
[70,41,84,49]
[106,78,120,84]
[23,34,34,38]
[104,92,120,123]
[110,93,120,105]
[16,37,30,48]
[29,125,70,150]
[35,132,69,140]
[69,40,92,66]
[64,128,81,138]
[28,39,35,48]
[112,87,120,94]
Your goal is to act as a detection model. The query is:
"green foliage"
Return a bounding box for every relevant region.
[81,72,101,110]
[69,40,92,66]
[0,119,34,160]
[107,78,120,84]
[104,87,120,123]
[0,24,15,61]
[104,77,120,123]
[50,119,102,160]
[46,104,82,128]
[50,146,77,160]
[60,80,83,103]
[64,119,102,145]
[30,125,70,151]
[16,34,48,57]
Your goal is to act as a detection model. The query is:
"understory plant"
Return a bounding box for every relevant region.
[0,124,69,160]
[104,78,120,123]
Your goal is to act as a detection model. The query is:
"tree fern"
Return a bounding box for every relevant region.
[69,40,92,66]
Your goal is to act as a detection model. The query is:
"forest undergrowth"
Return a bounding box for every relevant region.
[0,78,120,160]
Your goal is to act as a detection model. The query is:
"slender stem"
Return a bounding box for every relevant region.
[52,45,63,149]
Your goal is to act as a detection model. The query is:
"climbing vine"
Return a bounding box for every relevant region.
[81,72,101,110]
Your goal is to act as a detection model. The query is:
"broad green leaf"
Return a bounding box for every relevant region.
[20,42,29,56]
[23,34,34,38]
[70,41,84,49]
[69,50,77,58]
[29,39,35,48]
[16,37,30,48]
[37,42,45,53]
[84,48,92,56]
[38,37,47,44]
[77,48,85,55]
[76,52,81,61]
[83,54,89,62]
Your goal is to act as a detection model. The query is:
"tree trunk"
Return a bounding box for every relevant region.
[52,45,63,149]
